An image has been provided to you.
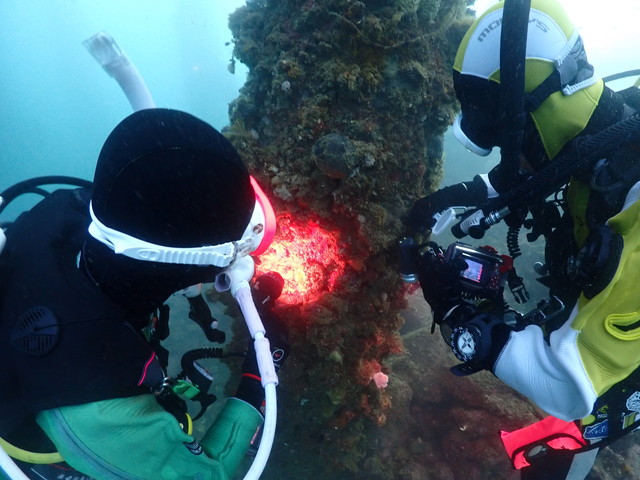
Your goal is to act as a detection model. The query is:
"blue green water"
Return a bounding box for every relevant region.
[0,1,247,204]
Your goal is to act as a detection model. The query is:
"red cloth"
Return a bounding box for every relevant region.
[500,416,587,469]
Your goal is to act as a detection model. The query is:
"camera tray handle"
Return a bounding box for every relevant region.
[431,206,469,236]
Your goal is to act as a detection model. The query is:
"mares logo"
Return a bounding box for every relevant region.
[477,19,501,42]
[477,16,549,42]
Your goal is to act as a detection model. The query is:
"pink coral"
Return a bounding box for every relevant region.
[372,371,389,389]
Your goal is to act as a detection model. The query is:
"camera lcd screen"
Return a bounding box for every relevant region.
[461,258,484,284]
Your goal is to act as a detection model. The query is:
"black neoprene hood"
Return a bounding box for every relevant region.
[91,109,255,248]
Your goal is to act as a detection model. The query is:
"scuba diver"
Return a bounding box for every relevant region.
[406,0,640,478]
[0,108,289,480]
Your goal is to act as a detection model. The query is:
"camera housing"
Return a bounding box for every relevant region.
[445,242,507,297]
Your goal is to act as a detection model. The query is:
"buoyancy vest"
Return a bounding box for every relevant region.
[0,188,164,436]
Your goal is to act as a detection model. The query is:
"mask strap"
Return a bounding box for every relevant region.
[88,202,238,267]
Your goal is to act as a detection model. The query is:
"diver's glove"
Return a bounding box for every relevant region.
[520,444,580,479]
[408,175,488,232]
[252,271,285,313]
[416,243,468,323]
[187,294,225,344]
[441,305,513,376]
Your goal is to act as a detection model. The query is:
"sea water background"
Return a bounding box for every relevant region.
[0,0,247,213]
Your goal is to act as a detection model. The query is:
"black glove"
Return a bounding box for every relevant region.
[416,243,468,323]
[251,271,285,313]
[187,294,225,344]
[520,445,577,480]
[408,176,488,232]
[439,304,513,376]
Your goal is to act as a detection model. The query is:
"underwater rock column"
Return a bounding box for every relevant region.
[226,0,470,475]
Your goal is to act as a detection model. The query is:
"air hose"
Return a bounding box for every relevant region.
[0,438,62,465]
[602,69,640,84]
[0,176,92,256]
[0,176,92,216]
[454,112,640,238]
[500,112,640,210]
[214,256,279,480]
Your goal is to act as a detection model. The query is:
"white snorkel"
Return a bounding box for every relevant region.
[214,257,279,479]
[82,32,156,111]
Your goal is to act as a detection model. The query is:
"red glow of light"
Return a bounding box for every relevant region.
[255,215,346,305]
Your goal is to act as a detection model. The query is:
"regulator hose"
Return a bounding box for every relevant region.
[487,112,640,218]
[452,112,640,239]
[0,176,92,216]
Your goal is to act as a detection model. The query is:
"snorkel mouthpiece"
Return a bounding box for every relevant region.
[214,255,255,297]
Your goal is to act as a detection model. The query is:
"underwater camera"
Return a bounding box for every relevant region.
[445,242,506,296]
[399,237,507,299]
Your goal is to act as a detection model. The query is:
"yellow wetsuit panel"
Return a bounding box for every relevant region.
[572,197,640,396]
